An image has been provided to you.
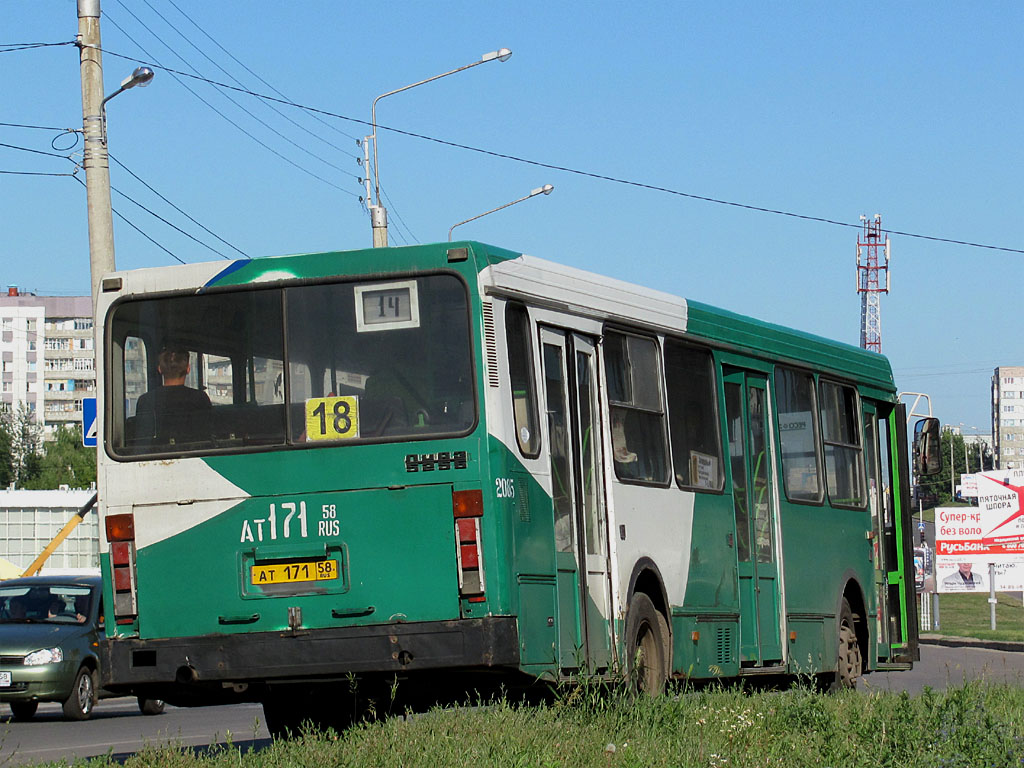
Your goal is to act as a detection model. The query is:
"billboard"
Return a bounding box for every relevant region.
[934,476,1024,593]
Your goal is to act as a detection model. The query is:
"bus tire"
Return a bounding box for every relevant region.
[62,666,97,720]
[833,598,861,691]
[625,592,669,696]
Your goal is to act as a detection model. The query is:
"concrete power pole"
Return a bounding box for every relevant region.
[77,0,116,312]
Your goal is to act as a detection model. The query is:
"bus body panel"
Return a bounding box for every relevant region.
[96,241,917,706]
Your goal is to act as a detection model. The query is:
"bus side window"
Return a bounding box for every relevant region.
[819,380,867,508]
[775,367,823,504]
[664,339,723,491]
[506,303,540,458]
[604,330,669,485]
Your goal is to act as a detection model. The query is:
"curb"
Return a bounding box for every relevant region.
[920,634,1024,653]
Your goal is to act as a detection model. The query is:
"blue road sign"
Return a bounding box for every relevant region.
[82,397,97,447]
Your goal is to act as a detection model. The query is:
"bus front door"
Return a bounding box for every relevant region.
[724,369,783,666]
[540,328,613,674]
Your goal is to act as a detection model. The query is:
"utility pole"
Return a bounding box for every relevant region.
[77,0,116,312]
[856,214,890,353]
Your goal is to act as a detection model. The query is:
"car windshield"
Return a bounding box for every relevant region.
[108,273,476,457]
[0,585,93,624]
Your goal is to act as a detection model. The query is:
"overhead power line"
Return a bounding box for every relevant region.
[100,14,358,198]
[0,41,76,53]
[108,153,249,259]
[93,48,1024,257]
[71,174,185,264]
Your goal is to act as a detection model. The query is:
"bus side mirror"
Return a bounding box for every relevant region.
[913,417,941,477]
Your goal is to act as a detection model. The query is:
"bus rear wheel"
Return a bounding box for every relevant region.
[625,593,670,696]
[834,598,862,691]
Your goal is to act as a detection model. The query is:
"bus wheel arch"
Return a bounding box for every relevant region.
[625,559,672,694]
[829,577,867,690]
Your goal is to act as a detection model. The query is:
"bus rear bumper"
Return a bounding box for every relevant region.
[100,616,520,693]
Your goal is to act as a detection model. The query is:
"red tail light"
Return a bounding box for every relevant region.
[453,490,485,602]
[106,514,138,624]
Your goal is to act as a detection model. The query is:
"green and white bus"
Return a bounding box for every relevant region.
[96,241,927,731]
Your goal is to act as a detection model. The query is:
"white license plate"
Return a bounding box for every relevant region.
[0,672,11,688]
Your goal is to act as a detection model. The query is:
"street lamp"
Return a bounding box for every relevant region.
[363,48,513,248]
[100,66,154,143]
[448,184,553,241]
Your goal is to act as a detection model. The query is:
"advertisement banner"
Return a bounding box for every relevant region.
[934,500,1024,593]
[978,469,1024,553]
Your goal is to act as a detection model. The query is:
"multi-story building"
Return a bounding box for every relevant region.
[0,489,99,574]
[992,366,1024,470]
[0,286,94,439]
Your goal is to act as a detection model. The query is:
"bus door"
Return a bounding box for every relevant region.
[540,328,613,674]
[863,402,911,662]
[724,369,783,665]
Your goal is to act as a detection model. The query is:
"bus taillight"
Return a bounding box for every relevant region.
[453,490,485,602]
[105,513,138,624]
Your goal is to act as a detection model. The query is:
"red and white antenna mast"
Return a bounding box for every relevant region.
[856,214,890,353]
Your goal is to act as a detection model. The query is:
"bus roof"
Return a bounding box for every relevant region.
[101,240,894,393]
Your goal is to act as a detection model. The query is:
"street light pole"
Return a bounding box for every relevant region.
[448,184,554,241]
[77,0,115,313]
[364,48,512,248]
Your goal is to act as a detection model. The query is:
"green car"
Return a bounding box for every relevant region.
[0,575,164,720]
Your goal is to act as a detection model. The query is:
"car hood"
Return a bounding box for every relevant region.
[0,623,92,655]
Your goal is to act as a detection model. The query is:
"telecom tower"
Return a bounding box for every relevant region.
[856,214,890,353]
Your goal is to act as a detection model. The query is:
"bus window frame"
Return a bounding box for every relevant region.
[103,271,479,462]
[663,336,725,494]
[818,376,868,510]
[601,325,671,488]
[773,364,825,507]
[505,300,542,460]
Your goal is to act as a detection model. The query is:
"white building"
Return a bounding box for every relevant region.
[0,489,99,575]
[0,287,94,439]
[992,366,1024,470]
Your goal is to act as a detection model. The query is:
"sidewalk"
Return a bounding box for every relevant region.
[920,633,1024,653]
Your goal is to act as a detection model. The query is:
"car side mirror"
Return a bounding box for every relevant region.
[913,417,941,477]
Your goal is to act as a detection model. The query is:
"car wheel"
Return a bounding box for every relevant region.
[62,666,97,720]
[9,701,38,721]
[138,697,165,716]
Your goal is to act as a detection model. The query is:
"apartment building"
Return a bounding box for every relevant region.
[992,365,1024,470]
[0,287,94,439]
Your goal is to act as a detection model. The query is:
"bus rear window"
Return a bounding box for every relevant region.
[108,274,474,458]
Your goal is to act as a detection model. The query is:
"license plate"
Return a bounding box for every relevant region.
[0,672,10,688]
[251,559,338,586]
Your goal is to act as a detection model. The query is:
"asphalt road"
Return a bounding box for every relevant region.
[1,643,1022,766]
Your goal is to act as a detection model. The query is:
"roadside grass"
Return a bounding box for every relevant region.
[932,591,1024,642]
[59,681,1024,768]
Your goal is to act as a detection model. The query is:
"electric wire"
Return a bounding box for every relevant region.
[0,169,75,177]
[108,152,249,259]
[112,1,357,176]
[379,188,417,245]
[100,15,358,197]
[0,41,75,53]
[0,122,72,131]
[94,47,1024,257]
[109,181,231,260]
[162,0,362,146]
[149,0,361,159]
[71,174,184,264]
[0,140,71,160]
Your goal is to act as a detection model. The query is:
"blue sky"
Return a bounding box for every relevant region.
[2,1,1021,434]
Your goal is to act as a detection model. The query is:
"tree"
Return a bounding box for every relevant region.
[917,428,993,507]
[24,424,96,490]
[0,412,13,487]
[2,402,42,487]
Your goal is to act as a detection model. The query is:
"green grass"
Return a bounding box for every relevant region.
[49,682,1024,768]
[930,591,1024,642]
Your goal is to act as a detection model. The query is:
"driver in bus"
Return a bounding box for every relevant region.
[133,346,212,444]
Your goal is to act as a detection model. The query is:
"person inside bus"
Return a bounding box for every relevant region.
[133,346,212,445]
